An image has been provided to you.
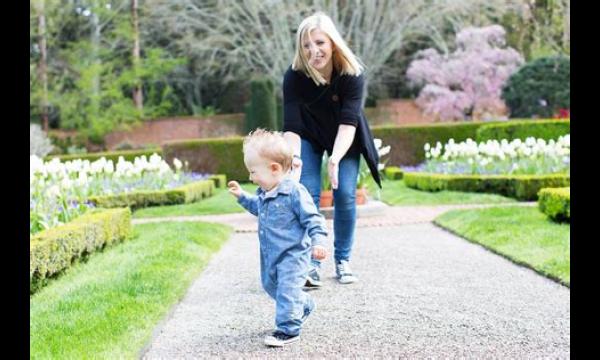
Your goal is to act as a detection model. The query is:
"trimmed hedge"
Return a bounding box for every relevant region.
[88,179,216,210]
[403,172,570,200]
[30,208,132,294]
[383,166,404,180]
[538,187,570,222]
[163,137,247,182]
[372,121,499,166]
[208,174,227,188]
[44,148,163,163]
[475,119,570,142]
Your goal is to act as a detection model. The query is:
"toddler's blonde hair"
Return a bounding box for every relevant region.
[243,128,293,170]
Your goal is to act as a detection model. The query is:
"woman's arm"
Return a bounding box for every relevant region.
[328,124,357,189]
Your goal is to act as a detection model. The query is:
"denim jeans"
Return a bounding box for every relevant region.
[299,138,359,267]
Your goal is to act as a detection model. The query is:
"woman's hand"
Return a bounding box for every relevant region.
[290,156,303,182]
[328,157,339,190]
[227,181,243,198]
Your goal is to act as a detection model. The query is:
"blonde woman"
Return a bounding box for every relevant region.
[283,12,381,287]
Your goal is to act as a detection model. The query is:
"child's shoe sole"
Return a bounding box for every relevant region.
[264,334,300,347]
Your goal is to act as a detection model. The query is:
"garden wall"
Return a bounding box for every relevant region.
[365,99,436,126]
[103,114,245,150]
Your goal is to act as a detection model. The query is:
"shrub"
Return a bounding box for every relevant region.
[501,56,570,118]
[245,75,277,132]
[403,172,570,200]
[30,124,54,157]
[538,187,570,222]
[383,166,404,180]
[87,179,215,210]
[30,208,132,294]
[406,25,524,121]
[45,148,163,163]
[476,119,570,142]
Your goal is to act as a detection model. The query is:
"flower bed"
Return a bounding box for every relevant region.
[420,135,570,175]
[538,187,570,222]
[30,153,210,235]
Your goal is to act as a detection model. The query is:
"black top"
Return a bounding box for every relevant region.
[282,65,382,188]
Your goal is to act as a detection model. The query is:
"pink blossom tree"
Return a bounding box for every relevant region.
[406,25,524,121]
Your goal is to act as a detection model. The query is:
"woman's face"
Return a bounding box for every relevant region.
[302,28,334,72]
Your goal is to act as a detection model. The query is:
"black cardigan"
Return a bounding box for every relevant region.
[282,66,382,188]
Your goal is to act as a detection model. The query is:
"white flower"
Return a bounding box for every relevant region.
[424,143,431,151]
[173,158,183,171]
[373,138,382,149]
[378,146,391,157]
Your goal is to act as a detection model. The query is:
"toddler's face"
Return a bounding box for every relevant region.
[244,150,282,191]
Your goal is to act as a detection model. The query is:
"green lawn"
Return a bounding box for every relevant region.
[133,183,259,218]
[133,180,517,219]
[30,221,231,359]
[369,179,518,206]
[434,206,570,286]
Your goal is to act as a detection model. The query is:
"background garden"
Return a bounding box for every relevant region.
[30,0,570,358]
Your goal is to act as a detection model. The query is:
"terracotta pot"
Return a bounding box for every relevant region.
[356,187,368,205]
[319,190,334,208]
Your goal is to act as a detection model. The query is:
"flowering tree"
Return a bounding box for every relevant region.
[406,25,524,121]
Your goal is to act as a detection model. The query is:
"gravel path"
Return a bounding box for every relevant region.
[140,221,569,359]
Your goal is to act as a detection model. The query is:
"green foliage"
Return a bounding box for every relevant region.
[434,206,570,286]
[245,75,277,132]
[372,122,488,166]
[475,119,570,142]
[538,187,570,222]
[208,174,228,189]
[30,221,230,359]
[88,179,215,210]
[403,172,570,200]
[30,208,132,294]
[502,56,570,118]
[163,137,248,182]
[383,166,404,180]
[45,148,163,163]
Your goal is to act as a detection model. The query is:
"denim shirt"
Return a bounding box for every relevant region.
[237,177,328,288]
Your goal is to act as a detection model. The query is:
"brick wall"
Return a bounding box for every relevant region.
[103,114,245,150]
[365,99,435,126]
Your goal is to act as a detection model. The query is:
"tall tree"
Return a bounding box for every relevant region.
[131,0,143,111]
[32,0,50,132]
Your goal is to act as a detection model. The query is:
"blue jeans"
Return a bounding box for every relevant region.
[299,138,359,267]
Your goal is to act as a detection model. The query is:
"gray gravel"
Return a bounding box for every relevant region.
[140,223,570,359]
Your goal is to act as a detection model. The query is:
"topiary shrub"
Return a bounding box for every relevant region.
[501,56,570,118]
[245,75,277,133]
[30,124,54,157]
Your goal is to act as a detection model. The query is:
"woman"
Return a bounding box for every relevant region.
[283,12,381,287]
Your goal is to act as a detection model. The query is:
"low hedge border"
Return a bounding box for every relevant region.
[44,148,163,163]
[30,208,132,294]
[475,119,570,142]
[88,179,217,210]
[208,174,227,188]
[403,172,570,200]
[538,187,570,222]
[383,166,404,180]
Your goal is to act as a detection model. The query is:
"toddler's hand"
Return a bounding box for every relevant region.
[227,180,243,198]
[312,245,327,260]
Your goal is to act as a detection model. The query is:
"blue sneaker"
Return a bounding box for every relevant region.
[264,330,300,347]
[304,267,323,287]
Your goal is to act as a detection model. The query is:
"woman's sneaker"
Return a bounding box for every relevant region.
[304,268,323,287]
[264,330,300,347]
[335,260,358,284]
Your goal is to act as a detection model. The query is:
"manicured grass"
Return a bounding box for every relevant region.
[133,183,259,218]
[30,221,232,359]
[434,206,570,286]
[369,179,518,206]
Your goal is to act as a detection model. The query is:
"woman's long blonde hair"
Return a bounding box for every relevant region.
[292,12,364,85]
